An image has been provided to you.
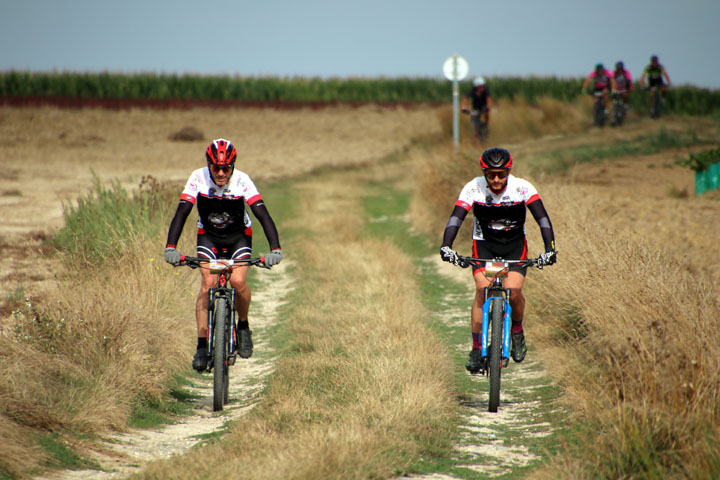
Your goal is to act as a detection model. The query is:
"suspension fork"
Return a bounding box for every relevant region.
[480,286,513,361]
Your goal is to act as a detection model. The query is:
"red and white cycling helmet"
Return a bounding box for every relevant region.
[205,139,237,168]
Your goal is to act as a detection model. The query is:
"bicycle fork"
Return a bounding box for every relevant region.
[480,294,513,367]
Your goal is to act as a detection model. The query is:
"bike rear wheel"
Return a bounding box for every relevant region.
[213,299,229,412]
[488,297,504,412]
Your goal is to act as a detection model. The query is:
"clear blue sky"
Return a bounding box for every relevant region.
[2,0,719,88]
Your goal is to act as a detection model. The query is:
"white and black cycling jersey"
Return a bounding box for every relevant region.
[455,175,541,245]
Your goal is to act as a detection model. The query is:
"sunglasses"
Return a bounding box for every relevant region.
[484,170,508,180]
[210,165,232,173]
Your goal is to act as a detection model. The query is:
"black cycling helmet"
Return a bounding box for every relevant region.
[595,63,604,71]
[205,138,237,168]
[480,147,513,170]
[615,61,624,70]
[651,55,659,62]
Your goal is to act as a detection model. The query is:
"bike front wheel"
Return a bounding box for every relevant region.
[213,299,229,412]
[488,297,504,412]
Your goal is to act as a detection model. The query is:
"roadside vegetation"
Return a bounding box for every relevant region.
[0,179,201,477]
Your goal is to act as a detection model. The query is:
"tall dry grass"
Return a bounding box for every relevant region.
[140,169,458,479]
[435,96,590,147]
[0,228,197,476]
[529,182,720,478]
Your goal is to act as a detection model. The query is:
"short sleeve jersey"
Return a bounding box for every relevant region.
[455,175,541,244]
[180,167,263,239]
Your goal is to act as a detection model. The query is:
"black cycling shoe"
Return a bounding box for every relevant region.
[466,349,483,374]
[192,347,208,371]
[511,331,527,363]
[237,329,253,359]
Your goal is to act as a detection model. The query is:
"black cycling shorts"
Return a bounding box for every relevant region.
[472,238,528,277]
[196,227,252,260]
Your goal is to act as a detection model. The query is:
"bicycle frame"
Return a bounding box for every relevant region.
[463,257,543,371]
[207,263,238,368]
[480,261,513,364]
[177,256,268,371]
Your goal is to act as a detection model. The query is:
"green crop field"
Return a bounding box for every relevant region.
[2,71,719,116]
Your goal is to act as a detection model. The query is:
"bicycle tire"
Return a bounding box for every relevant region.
[593,98,606,126]
[223,317,230,405]
[653,91,662,119]
[488,297,504,412]
[213,299,228,412]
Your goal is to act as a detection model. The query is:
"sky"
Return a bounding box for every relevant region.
[2,0,719,89]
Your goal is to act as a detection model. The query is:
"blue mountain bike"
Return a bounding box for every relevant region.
[457,256,546,412]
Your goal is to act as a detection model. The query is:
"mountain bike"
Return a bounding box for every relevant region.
[610,90,628,127]
[592,91,608,127]
[178,256,270,411]
[463,108,489,140]
[456,255,547,412]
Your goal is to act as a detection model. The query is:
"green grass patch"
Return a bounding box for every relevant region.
[53,174,175,265]
[36,432,100,470]
[129,376,200,428]
[532,127,709,174]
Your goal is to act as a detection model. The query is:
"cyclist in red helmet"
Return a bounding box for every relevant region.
[440,147,556,372]
[164,138,282,371]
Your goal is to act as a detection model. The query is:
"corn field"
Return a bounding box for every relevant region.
[1,71,719,115]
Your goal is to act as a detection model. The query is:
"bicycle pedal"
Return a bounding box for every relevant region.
[227,355,236,366]
[502,358,509,368]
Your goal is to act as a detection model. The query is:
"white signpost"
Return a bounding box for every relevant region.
[443,55,469,149]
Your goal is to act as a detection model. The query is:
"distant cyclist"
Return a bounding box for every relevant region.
[440,147,557,373]
[640,55,671,107]
[461,76,493,140]
[163,139,282,371]
[582,63,616,112]
[612,61,633,105]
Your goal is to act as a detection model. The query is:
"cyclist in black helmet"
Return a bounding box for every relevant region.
[440,147,557,373]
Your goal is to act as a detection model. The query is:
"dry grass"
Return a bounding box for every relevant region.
[140,168,458,479]
[434,96,590,149]
[0,231,197,475]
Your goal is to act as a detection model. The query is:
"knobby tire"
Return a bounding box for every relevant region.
[213,299,228,412]
[488,297,504,412]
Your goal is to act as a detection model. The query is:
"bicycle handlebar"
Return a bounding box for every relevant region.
[458,256,547,269]
[176,256,271,270]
